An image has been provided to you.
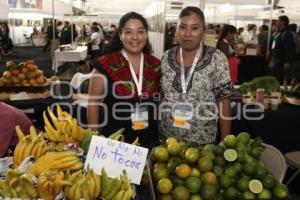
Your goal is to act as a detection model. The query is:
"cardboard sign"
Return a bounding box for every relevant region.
[84,135,148,185]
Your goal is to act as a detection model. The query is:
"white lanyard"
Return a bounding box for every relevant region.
[121,49,144,97]
[179,42,203,94]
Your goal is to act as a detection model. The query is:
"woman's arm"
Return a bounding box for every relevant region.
[217,97,232,139]
[87,69,107,131]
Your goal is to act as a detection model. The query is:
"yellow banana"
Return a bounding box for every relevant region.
[50,155,79,168]
[112,190,126,200]
[43,111,56,133]
[19,135,32,163]
[69,161,84,171]
[15,125,26,141]
[132,137,140,146]
[44,124,60,142]
[13,142,24,166]
[47,106,61,130]
[29,126,38,139]
[56,104,64,120]
[86,169,96,198]
[65,170,82,198]
[20,174,38,199]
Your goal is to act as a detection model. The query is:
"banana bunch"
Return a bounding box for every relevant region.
[38,170,72,200]
[27,151,83,177]
[64,168,101,200]
[0,168,38,199]
[13,125,48,167]
[104,169,135,200]
[43,105,84,144]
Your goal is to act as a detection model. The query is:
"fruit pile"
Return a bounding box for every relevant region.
[150,133,289,200]
[0,105,137,200]
[0,60,47,86]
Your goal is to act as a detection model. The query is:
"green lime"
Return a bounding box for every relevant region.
[213,145,225,156]
[157,178,173,194]
[258,188,272,199]
[262,174,276,189]
[237,132,250,144]
[213,165,223,177]
[201,149,215,160]
[225,166,237,178]
[172,186,190,200]
[214,156,227,167]
[235,142,247,152]
[243,191,256,200]
[153,167,169,182]
[185,176,202,194]
[224,186,239,200]
[219,175,232,188]
[243,161,258,176]
[224,149,238,162]
[249,179,263,194]
[200,184,217,200]
[185,147,200,163]
[233,162,242,173]
[255,165,269,179]
[272,183,288,199]
[198,157,213,172]
[251,147,262,158]
[167,157,182,173]
[237,177,250,192]
[224,135,238,148]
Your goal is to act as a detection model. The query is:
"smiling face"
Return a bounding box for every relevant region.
[176,13,204,52]
[119,19,147,55]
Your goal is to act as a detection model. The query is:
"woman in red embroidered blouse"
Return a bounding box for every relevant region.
[87,12,161,148]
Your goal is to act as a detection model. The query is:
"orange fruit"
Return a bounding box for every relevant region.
[198,157,213,172]
[154,146,169,162]
[11,69,20,76]
[153,167,168,182]
[167,142,182,156]
[0,79,4,86]
[21,67,28,74]
[190,167,201,177]
[172,186,190,200]
[166,137,178,145]
[201,171,217,185]
[17,73,26,80]
[27,64,38,72]
[176,164,191,179]
[11,76,20,84]
[157,178,173,194]
[185,147,200,163]
[3,71,12,79]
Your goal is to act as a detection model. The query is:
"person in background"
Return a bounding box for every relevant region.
[159,6,234,145]
[242,24,257,43]
[87,12,161,148]
[56,21,63,39]
[269,15,295,84]
[43,21,58,52]
[0,103,33,157]
[216,24,237,58]
[88,26,101,60]
[257,24,269,58]
[60,21,72,45]
[236,27,245,42]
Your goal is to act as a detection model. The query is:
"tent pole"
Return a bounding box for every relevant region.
[266,0,274,58]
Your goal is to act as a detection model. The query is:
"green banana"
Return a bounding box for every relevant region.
[104,178,123,200]
[108,128,125,140]
[19,174,38,198]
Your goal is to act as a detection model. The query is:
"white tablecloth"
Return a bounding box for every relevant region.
[54,46,88,72]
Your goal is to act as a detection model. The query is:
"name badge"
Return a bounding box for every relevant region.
[131,105,149,130]
[173,103,193,130]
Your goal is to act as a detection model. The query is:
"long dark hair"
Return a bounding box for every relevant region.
[108,12,153,54]
[216,24,237,48]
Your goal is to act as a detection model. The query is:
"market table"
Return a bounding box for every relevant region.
[54,46,88,73]
[237,55,268,84]
[231,102,300,154]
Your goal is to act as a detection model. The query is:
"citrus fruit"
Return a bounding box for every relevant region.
[213,145,225,156]
[243,161,258,176]
[251,147,262,158]
[237,132,250,144]
[213,165,223,177]
[258,188,272,199]
[167,142,182,156]
[185,176,202,194]
[224,149,238,162]
[255,165,268,179]
[201,172,217,185]
[249,179,263,194]
[190,167,201,177]
[237,177,250,192]
[185,147,200,163]
[154,146,170,162]
[172,186,190,200]
[214,156,227,167]
[157,178,173,194]
[167,157,182,173]
[262,174,276,189]
[235,142,247,152]
[224,135,238,148]
[153,167,168,182]
[243,191,255,200]
[219,175,232,188]
[200,184,217,200]
[201,149,215,160]
[272,183,288,199]
[190,194,202,200]
[232,162,242,173]
[160,194,173,200]
[198,157,213,172]
[154,162,167,169]
[175,164,191,179]
[224,186,239,200]
[166,137,178,145]
[225,166,237,178]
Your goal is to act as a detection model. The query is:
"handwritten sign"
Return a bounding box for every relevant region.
[84,135,149,185]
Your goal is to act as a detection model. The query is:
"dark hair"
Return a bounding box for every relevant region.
[248,24,257,31]
[279,15,289,27]
[179,6,205,29]
[108,12,152,54]
[261,25,268,31]
[216,24,237,48]
[289,23,297,32]
[92,26,99,32]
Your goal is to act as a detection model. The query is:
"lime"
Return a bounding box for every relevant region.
[167,142,182,156]
[258,188,272,199]
[272,183,288,199]
[224,135,238,148]
[200,184,217,200]
[224,186,239,200]
[204,144,214,151]
[214,156,227,167]
[237,177,250,192]
[237,132,250,144]
[185,147,200,163]
[185,176,202,194]
[213,165,223,177]
[235,142,247,152]
[201,149,215,160]
[225,166,237,178]
[243,191,256,200]
[237,151,247,163]
[198,157,213,172]
[153,167,169,182]
[251,147,262,158]
[213,145,225,156]
[167,157,182,173]
[157,178,173,194]
[219,175,232,188]
[249,179,263,194]
[172,186,190,200]
[233,162,242,173]
[262,174,276,189]
[224,149,238,162]
[255,165,269,179]
[154,146,170,162]
[166,137,178,145]
[243,161,258,176]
